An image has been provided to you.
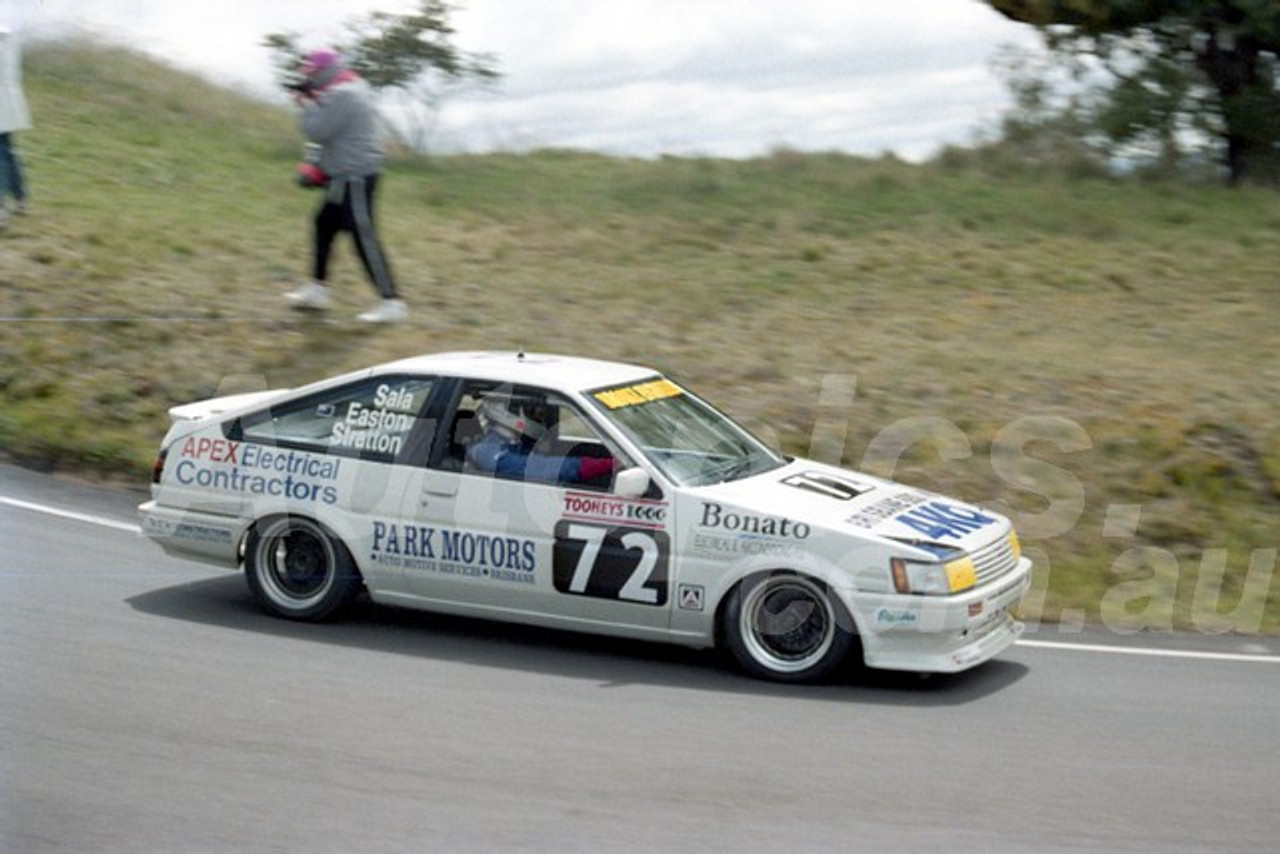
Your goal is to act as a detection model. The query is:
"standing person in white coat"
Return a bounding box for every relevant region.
[0,19,30,229]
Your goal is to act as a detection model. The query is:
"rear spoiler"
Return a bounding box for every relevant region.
[167,389,290,424]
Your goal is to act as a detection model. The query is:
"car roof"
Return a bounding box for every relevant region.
[374,351,661,394]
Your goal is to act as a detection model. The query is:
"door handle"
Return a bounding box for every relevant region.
[424,472,459,498]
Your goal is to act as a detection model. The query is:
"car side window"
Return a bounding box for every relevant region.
[442,382,623,490]
[233,376,436,463]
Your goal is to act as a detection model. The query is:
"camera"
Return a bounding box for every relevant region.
[282,71,316,95]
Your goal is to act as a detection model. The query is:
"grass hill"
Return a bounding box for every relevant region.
[2,40,1278,633]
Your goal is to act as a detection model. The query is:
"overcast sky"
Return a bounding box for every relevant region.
[13,0,1041,160]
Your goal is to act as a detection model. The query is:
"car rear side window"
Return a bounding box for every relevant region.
[233,376,436,463]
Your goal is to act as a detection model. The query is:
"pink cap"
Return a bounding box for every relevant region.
[301,48,341,74]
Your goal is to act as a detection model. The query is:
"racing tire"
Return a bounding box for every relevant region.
[724,572,855,683]
[244,516,362,621]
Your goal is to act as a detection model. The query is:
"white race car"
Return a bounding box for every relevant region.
[139,351,1031,682]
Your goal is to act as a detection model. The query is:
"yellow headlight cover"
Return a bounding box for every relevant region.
[945,556,977,593]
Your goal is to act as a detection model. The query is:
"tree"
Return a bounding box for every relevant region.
[988,1,1280,184]
[265,0,500,151]
[980,42,1110,176]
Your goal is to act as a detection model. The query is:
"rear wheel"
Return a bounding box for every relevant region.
[244,516,361,621]
[724,573,855,683]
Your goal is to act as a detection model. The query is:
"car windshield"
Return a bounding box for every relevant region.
[590,378,786,487]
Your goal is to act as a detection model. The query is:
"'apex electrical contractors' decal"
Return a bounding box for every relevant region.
[370,521,536,584]
[175,438,341,504]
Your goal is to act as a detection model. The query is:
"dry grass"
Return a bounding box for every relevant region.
[2,40,1278,632]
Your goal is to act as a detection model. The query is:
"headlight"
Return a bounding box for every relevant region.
[891,555,976,595]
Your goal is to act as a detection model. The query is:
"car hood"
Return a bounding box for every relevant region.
[699,458,1008,556]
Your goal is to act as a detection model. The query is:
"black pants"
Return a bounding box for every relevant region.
[313,174,398,299]
[0,133,27,203]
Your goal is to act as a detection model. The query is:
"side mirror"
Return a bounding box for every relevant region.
[613,467,651,499]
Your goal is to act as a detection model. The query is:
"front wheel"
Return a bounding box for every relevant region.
[244,516,361,621]
[724,573,855,683]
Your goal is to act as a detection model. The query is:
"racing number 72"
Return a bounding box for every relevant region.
[552,522,669,606]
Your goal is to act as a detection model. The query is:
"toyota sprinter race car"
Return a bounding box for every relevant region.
[139,351,1032,682]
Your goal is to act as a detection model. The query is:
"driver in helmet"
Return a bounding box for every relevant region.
[468,392,619,485]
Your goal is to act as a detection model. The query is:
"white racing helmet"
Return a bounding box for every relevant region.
[478,392,548,441]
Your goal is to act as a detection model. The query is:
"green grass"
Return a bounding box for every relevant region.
[3,40,1278,633]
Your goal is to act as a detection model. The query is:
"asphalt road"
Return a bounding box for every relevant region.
[3,464,1278,853]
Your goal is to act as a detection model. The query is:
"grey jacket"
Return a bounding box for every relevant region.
[301,77,384,181]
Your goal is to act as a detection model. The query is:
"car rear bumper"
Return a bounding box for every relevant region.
[138,500,247,568]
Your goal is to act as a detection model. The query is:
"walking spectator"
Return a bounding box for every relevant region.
[284,48,406,324]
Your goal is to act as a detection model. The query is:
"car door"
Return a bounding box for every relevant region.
[408,380,674,636]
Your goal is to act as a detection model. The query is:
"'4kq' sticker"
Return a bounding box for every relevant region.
[552,522,670,606]
[895,501,997,541]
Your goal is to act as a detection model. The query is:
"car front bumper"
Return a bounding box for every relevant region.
[852,557,1033,673]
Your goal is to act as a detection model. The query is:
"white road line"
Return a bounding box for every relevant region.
[1018,639,1280,664]
[4,493,1279,665]
[0,496,141,534]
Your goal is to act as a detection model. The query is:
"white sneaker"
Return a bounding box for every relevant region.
[285,281,331,310]
[358,299,409,324]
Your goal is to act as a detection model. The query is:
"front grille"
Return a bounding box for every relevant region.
[970,533,1018,587]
